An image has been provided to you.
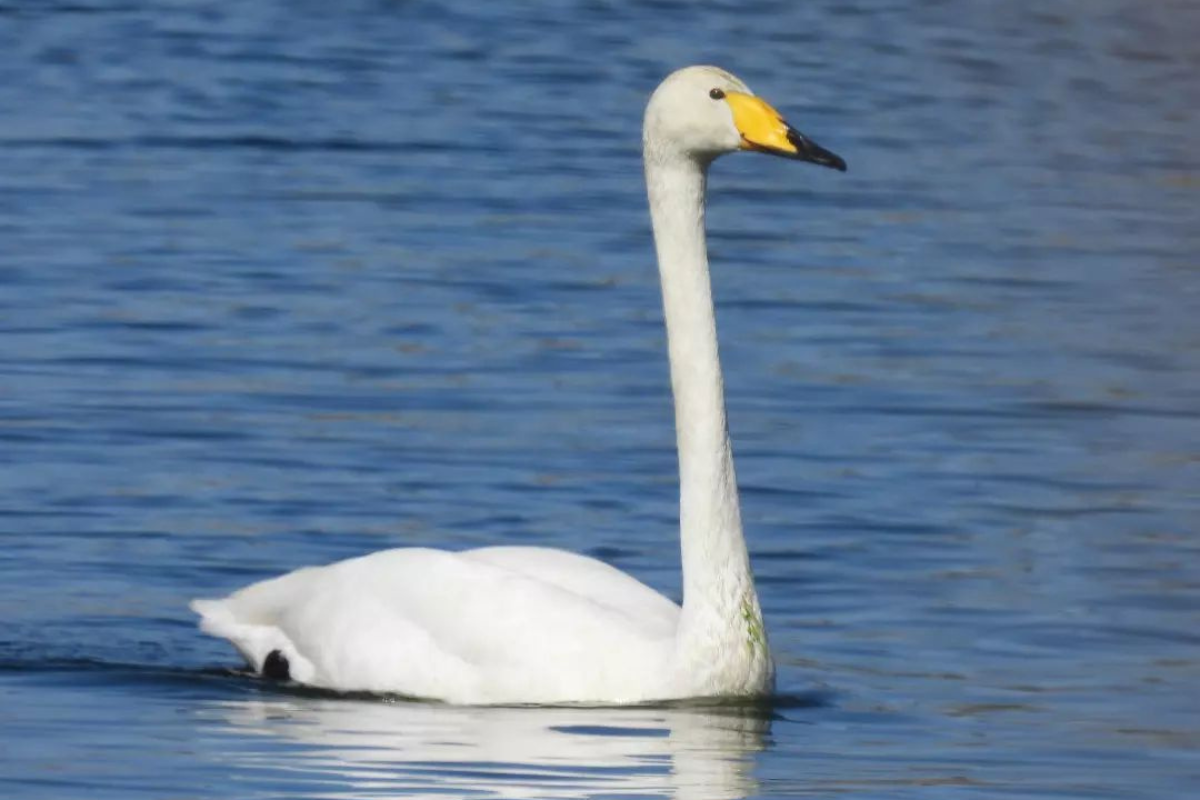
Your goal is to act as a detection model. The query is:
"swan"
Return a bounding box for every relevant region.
[192,65,845,705]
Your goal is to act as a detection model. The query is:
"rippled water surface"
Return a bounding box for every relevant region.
[2,1,1198,798]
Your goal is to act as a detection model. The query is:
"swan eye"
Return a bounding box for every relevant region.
[709,88,725,100]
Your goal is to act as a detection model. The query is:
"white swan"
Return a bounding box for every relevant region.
[192,65,845,705]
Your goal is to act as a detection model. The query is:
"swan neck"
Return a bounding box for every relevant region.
[644,151,765,676]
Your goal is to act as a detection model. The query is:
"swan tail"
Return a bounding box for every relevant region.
[191,597,316,683]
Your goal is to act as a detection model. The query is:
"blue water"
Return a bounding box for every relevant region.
[2,1,1198,797]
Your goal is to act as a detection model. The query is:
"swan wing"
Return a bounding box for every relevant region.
[193,547,678,703]
[463,546,679,636]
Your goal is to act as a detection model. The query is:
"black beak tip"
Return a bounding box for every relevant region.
[820,152,848,173]
[786,127,847,172]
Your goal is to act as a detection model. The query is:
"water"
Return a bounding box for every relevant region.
[1,1,1198,797]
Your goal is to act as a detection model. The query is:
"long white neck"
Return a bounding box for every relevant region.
[644,147,768,687]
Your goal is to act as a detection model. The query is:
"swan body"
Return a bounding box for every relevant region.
[193,65,845,705]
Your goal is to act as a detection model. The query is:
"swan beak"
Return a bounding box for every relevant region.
[726,92,847,172]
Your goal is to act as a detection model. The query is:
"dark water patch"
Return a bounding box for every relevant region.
[0,656,255,697]
[0,649,833,714]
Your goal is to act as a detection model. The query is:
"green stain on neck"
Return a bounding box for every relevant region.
[740,596,765,657]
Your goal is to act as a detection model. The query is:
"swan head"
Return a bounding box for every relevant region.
[644,65,845,171]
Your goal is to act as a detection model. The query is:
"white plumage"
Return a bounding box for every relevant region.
[193,65,844,705]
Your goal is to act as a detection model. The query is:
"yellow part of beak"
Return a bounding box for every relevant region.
[725,91,797,155]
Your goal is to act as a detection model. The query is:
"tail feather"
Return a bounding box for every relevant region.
[191,597,316,683]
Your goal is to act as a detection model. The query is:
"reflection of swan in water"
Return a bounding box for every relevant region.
[201,694,771,800]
